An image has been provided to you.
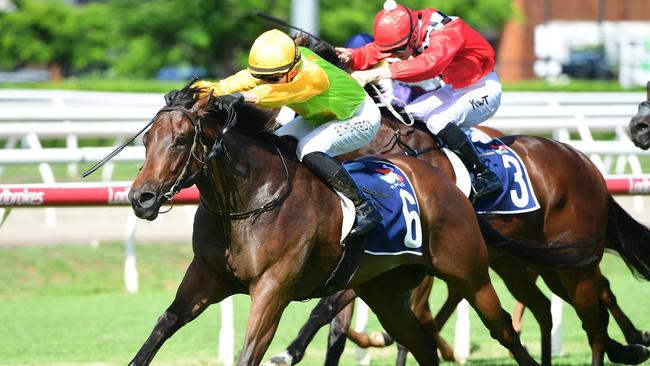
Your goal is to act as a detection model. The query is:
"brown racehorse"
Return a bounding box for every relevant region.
[124,85,576,366]
[262,37,650,366]
[265,116,650,366]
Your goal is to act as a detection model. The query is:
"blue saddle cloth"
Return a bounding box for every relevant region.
[466,129,540,214]
[343,158,424,256]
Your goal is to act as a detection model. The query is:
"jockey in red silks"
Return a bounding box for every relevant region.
[336,0,503,200]
[193,29,381,236]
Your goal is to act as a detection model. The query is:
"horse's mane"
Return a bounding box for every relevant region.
[294,33,344,69]
[163,84,299,156]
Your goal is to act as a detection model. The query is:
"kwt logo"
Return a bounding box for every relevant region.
[469,95,489,110]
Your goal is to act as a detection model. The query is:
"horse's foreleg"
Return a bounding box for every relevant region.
[433,283,463,330]
[408,276,456,363]
[356,268,439,366]
[552,268,648,366]
[491,258,551,366]
[325,301,354,366]
[129,259,231,366]
[512,301,527,334]
[551,269,609,366]
[238,276,294,366]
[453,279,538,366]
[262,289,357,366]
[343,303,394,349]
[599,273,650,346]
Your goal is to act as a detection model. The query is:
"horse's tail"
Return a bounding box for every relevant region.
[605,195,650,281]
[477,216,599,270]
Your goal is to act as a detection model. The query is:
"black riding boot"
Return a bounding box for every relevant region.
[437,123,502,200]
[302,152,382,236]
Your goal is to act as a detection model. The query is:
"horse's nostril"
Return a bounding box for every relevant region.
[632,122,649,133]
[138,191,157,208]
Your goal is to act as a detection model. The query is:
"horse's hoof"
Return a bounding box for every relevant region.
[632,344,650,365]
[261,351,293,366]
[369,331,394,347]
[609,344,650,365]
[439,350,456,363]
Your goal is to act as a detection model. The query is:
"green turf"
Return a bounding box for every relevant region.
[0,242,648,365]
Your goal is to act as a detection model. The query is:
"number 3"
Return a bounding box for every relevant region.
[502,154,529,208]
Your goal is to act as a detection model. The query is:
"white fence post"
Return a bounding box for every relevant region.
[551,294,564,356]
[218,296,235,366]
[24,132,57,228]
[354,298,371,365]
[123,211,139,294]
[454,299,470,364]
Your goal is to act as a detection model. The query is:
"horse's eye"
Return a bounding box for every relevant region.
[174,136,189,146]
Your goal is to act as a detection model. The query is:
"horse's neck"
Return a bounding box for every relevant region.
[196,131,297,215]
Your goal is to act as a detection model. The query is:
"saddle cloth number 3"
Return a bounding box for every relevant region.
[502,154,530,208]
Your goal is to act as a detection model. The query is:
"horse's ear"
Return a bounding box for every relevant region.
[164,90,179,106]
[191,95,210,115]
[294,32,312,47]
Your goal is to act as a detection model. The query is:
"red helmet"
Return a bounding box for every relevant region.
[372,1,415,51]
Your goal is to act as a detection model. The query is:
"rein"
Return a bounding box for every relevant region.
[363,83,438,157]
[368,83,414,126]
[83,94,291,221]
[168,103,291,221]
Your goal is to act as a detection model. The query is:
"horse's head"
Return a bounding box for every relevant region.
[129,82,281,220]
[128,86,213,220]
[629,83,650,150]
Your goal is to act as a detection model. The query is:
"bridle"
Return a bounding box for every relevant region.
[157,105,207,203]
[148,102,292,221]
[83,93,291,221]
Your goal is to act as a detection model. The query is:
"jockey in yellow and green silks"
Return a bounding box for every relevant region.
[193,29,381,237]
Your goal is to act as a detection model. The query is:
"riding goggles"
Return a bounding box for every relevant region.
[386,42,409,54]
[252,72,286,83]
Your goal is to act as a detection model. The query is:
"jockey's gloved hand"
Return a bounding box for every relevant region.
[217,92,244,109]
[191,80,219,99]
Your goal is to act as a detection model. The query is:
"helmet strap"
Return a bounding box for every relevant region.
[285,45,302,80]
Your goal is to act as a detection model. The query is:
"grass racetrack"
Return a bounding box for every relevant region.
[0,242,648,365]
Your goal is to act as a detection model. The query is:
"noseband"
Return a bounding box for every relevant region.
[157,105,207,202]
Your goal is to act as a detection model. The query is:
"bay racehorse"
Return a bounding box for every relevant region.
[265,115,650,366]
[262,36,650,366]
[125,84,581,366]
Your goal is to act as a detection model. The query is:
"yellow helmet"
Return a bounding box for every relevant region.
[248,29,300,76]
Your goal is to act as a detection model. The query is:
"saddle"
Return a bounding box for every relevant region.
[374,101,540,214]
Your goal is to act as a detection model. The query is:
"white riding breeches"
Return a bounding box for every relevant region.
[274,95,381,160]
[404,71,502,134]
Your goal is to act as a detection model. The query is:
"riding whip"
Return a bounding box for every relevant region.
[253,11,335,50]
[81,76,200,178]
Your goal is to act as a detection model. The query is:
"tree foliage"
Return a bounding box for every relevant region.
[0,0,515,78]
